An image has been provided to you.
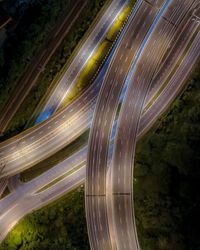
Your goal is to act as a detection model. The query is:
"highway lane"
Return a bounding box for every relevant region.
[0,0,87,134]
[35,0,129,123]
[85,1,166,249]
[110,1,198,250]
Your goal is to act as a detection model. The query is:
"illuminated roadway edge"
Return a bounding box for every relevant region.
[86,0,200,250]
[0,23,199,242]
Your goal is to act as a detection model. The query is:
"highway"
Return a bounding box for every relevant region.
[86,0,199,249]
[139,28,200,137]
[86,0,167,249]
[35,0,128,124]
[0,0,87,134]
[0,0,199,246]
[0,26,199,240]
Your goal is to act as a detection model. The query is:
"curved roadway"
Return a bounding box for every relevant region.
[86,0,166,249]
[86,0,199,249]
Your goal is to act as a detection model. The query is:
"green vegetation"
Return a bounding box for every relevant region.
[21,130,89,182]
[135,64,200,250]
[0,187,89,250]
